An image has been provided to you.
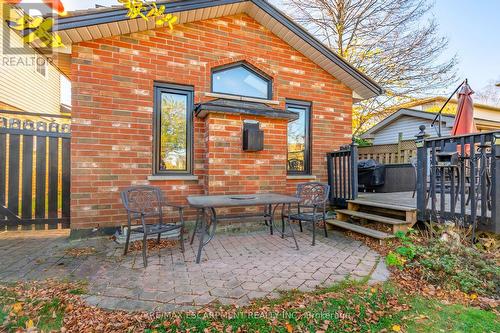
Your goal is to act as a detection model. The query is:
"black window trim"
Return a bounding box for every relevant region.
[152,82,194,176]
[211,61,273,100]
[286,99,312,176]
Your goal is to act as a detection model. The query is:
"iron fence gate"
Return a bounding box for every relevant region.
[0,118,71,230]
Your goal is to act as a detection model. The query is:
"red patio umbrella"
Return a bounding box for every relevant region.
[451,82,477,136]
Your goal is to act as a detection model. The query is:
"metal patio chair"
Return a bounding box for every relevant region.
[288,182,330,246]
[120,186,185,267]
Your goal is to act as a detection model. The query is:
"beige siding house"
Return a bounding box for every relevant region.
[398,96,500,132]
[0,5,62,115]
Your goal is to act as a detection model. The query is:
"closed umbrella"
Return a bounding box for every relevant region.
[451,82,477,135]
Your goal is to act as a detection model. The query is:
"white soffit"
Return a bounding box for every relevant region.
[53,1,379,99]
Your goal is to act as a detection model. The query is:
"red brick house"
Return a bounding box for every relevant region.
[51,0,382,235]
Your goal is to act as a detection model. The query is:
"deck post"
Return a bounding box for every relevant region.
[491,133,500,233]
[350,140,359,200]
[415,125,428,221]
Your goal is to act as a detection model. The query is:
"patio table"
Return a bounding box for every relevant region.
[187,193,300,263]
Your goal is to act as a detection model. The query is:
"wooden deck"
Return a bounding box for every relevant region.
[358,192,416,209]
[358,191,492,219]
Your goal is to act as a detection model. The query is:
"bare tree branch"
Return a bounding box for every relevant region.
[281,0,458,134]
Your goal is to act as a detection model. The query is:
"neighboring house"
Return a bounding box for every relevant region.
[0,5,68,123]
[361,109,456,145]
[362,98,500,145]
[44,0,382,233]
[397,96,500,132]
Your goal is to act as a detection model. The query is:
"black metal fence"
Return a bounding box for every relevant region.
[326,142,358,207]
[415,127,499,234]
[0,118,71,230]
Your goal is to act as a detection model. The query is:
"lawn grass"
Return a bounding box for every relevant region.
[0,285,66,332]
[145,281,499,333]
[1,280,498,332]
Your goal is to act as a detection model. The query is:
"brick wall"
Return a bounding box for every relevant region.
[71,14,353,230]
[205,114,288,195]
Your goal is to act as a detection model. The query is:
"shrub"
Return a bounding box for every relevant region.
[411,240,500,298]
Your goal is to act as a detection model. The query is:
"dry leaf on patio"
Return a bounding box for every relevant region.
[64,247,96,257]
[130,239,179,252]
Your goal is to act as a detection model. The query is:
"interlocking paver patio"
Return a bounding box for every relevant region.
[0,227,387,311]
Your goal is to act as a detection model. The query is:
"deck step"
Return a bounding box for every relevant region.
[336,210,410,225]
[326,220,395,240]
[347,199,417,212]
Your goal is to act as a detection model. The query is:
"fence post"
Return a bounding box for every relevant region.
[350,139,359,200]
[415,125,428,221]
[397,132,403,163]
[491,132,500,233]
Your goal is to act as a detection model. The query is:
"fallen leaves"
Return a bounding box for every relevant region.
[64,247,96,257]
[1,280,154,333]
[129,239,179,252]
[11,302,23,314]
[391,324,401,331]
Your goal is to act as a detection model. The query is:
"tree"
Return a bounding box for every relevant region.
[475,78,500,106]
[281,0,458,134]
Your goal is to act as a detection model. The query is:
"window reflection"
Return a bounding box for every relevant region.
[212,64,271,99]
[160,92,188,171]
[287,104,310,173]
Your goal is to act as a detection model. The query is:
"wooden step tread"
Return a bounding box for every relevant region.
[347,200,417,212]
[336,210,411,225]
[326,220,395,240]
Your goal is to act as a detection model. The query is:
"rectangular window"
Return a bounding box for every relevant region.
[153,83,194,175]
[36,56,47,77]
[287,100,311,175]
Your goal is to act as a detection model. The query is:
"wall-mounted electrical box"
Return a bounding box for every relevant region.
[242,120,264,152]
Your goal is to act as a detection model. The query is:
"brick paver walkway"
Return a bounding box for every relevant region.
[0,228,387,312]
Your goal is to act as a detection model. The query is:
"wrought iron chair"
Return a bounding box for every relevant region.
[288,159,304,172]
[120,186,185,267]
[288,182,330,246]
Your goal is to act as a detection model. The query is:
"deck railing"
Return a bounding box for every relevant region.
[415,126,499,234]
[326,142,358,207]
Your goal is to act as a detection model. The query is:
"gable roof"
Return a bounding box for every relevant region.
[360,109,456,139]
[50,0,382,100]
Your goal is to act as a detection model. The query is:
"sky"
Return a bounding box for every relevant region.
[33,0,499,104]
[432,0,500,92]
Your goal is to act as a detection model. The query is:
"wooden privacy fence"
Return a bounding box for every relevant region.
[327,142,358,207]
[0,118,71,230]
[358,139,416,164]
[415,129,499,235]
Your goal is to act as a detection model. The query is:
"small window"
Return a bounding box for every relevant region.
[36,56,47,77]
[212,62,272,100]
[153,83,194,175]
[287,100,311,175]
